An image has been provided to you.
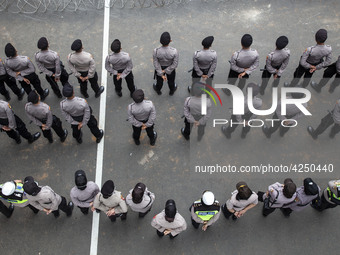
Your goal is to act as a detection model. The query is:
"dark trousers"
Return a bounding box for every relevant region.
[317,62,340,89]
[71,115,101,139]
[77,71,100,95]
[260,66,280,93]
[45,65,69,95]
[266,113,290,136]
[5,115,33,141]
[78,206,89,214]
[226,115,250,135]
[227,69,249,90]
[113,71,135,94]
[132,124,155,141]
[191,69,214,88]
[19,73,44,97]
[0,200,12,217]
[28,204,39,213]
[221,204,233,219]
[183,117,205,140]
[40,115,65,140]
[191,217,200,229]
[290,64,314,88]
[312,193,338,211]
[280,208,293,216]
[155,67,176,92]
[52,196,72,217]
[0,74,21,96]
[314,112,340,137]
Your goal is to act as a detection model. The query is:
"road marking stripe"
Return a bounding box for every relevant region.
[90,0,110,254]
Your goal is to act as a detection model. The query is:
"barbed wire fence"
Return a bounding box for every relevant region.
[0,0,194,13]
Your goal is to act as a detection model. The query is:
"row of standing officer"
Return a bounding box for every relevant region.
[1,174,339,238]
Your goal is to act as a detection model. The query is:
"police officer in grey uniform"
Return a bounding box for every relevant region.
[125,182,155,218]
[221,83,262,139]
[190,36,217,92]
[311,55,340,93]
[4,43,49,100]
[262,91,307,138]
[70,170,99,215]
[0,57,24,101]
[60,83,104,144]
[181,82,212,141]
[153,32,179,96]
[307,99,340,139]
[151,200,187,239]
[35,37,69,98]
[289,29,332,88]
[260,36,290,95]
[257,178,297,217]
[223,34,259,95]
[128,89,157,146]
[281,178,320,217]
[311,179,340,211]
[0,99,40,144]
[92,180,128,222]
[23,176,74,218]
[25,90,68,143]
[105,39,135,97]
[67,39,104,98]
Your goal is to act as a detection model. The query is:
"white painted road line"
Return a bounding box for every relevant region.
[90,0,110,254]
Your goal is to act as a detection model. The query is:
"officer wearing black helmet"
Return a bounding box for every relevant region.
[67,39,104,98]
[128,89,157,146]
[189,36,217,92]
[4,43,49,100]
[70,170,99,215]
[25,90,68,143]
[105,39,136,97]
[151,200,187,239]
[35,37,69,98]
[60,83,104,144]
[153,32,179,96]
[260,36,290,95]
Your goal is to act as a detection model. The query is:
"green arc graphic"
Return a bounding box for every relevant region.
[200,88,217,106]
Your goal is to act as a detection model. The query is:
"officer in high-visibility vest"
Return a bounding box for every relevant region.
[311,179,340,211]
[190,190,221,231]
[0,180,39,213]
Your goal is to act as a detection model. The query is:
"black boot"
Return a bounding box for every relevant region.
[153,83,162,95]
[262,126,271,138]
[40,88,50,101]
[95,86,105,98]
[4,91,10,101]
[96,129,104,143]
[76,130,83,144]
[67,202,74,217]
[221,126,231,139]
[307,126,317,140]
[17,88,25,101]
[181,128,189,140]
[60,129,68,143]
[150,131,157,146]
[310,81,321,93]
[28,132,41,144]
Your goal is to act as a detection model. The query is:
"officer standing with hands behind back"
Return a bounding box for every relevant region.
[60,83,104,144]
[153,32,179,96]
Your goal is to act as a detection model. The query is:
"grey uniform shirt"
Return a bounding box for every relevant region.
[300,44,332,70]
[283,186,320,212]
[0,100,16,129]
[264,182,297,208]
[266,48,290,76]
[25,102,53,129]
[0,59,7,76]
[151,210,187,236]
[35,49,61,77]
[93,191,128,214]
[226,190,258,211]
[128,100,156,127]
[331,99,340,124]
[153,46,179,76]
[125,188,155,213]
[236,95,262,122]
[230,48,259,75]
[276,99,307,121]
[5,55,36,81]
[105,51,133,78]
[184,96,212,125]
[68,51,96,78]
[193,49,217,77]
[70,181,99,208]
[60,97,91,125]
[26,186,62,211]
